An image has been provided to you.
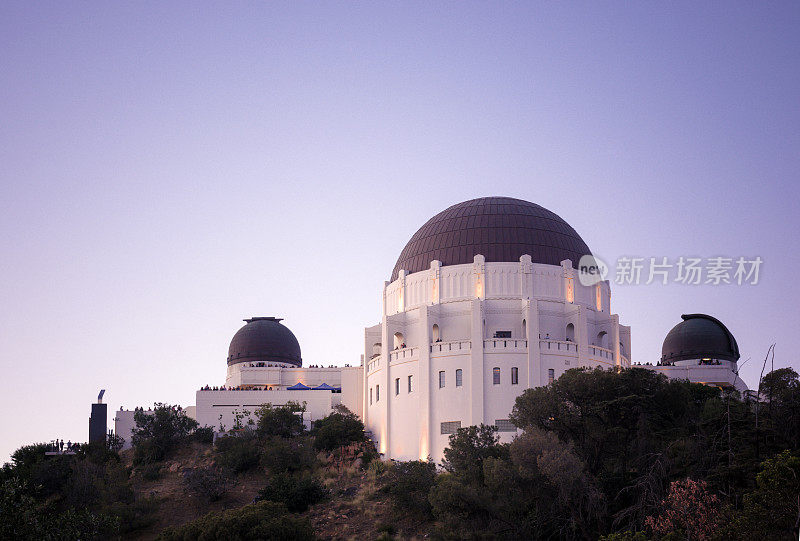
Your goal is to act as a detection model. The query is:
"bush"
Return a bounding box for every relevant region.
[193,426,214,444]
[157,501,315,541]
[132,404,199,465]
[214,432,261,474]
[182,467,233,503]
[257,472,327,512]
[101,496,159,535]
[256,402,307,439]
[312,406,366,451]
[383,460,437,516]
[260,436,317,474]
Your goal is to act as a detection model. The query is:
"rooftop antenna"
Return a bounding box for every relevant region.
[97,389,105,404]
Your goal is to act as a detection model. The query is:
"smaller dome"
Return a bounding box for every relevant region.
[227,317,302,367]
[661,314,740,364]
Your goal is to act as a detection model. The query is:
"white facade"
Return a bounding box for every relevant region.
[363,254,632,463]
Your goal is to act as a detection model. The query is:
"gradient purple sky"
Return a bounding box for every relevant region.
[2,2,799,462]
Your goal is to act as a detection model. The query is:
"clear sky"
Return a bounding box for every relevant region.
[1,2,798,463]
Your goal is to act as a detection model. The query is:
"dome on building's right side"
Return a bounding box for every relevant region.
[661,314,740,363]
[391,197,592,281]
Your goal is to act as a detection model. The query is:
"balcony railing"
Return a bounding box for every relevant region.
[588,345,613,360]
[430,340,472,354]
[389,347,419,362]
[484,339,527,351]
[539,339,578,353]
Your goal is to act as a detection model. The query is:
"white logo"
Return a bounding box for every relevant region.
[578,255,608,286]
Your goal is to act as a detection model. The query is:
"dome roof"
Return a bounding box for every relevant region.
[391,197,592,281]
[661,314,740,364]
[227,317,302,367]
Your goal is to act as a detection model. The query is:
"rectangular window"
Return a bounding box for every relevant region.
[376,384,380,402]
[369,387,373,405]
[493,367,500,385]
[511,367,519,385]
[456,369,463,387]
[494,330,512,338]
[440,421,461,435]
[548,368,555,384]
[408,375,414,393]
[495,419,517,432]
[439,371,445,388]
[395,378,400,396]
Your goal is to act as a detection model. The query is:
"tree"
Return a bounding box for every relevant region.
[441,424,506,484]
[645,478,722,541]
[131,403,199,464]
[731,450,800,540]
[383,460,437,517]
[255,402,306,439]
[311,405,366,451]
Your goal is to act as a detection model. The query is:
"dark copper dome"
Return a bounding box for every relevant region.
[391,197,592,281]
[661,314,740,364]
[227,317,302,367]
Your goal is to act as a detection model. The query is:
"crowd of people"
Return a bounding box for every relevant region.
[47,439,78,453]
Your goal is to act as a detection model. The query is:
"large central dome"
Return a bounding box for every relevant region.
[391,197,592,281]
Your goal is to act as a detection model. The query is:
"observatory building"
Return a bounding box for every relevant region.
[642,313,747,391]
[362,197,631,461]
[114,196,747,464]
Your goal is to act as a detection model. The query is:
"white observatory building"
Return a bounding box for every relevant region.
[362,197,631,462]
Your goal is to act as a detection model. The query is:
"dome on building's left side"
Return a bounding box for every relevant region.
[227,317,302,367]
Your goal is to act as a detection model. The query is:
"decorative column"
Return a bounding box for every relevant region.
[524,299,542,387]
[418,306,431,460]
[430,260,441,304]
[469,296,485,426]
[520,254,533,299]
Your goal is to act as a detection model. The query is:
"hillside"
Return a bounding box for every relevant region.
[118,441,431,540]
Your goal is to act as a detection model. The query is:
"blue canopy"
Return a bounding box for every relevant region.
[312,383,336,390]
[286,382,311,390]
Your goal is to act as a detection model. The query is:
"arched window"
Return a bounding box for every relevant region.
[393,332,405,349]
[439,371,445,388]
[493,367,500,385]
[566,323,575,342]
[597,331,608,349]
[395,378,400,395]
[511,367,519,385]
[522,319,527,339]
[372,343,381,357]
[432,324,440,342]
[456,369,463,387]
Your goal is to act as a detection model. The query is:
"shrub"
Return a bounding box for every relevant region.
[311,406,366,451]
[157,501,314,541]
[214,432,261,474]
[182,467,232,503]
[193,426,214,444]
[101,496,159,535]
[260,436,317,474]
[132,404,198,465]
[257,472,327,512]
[255,402,307,439]
[383,460,437,516]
